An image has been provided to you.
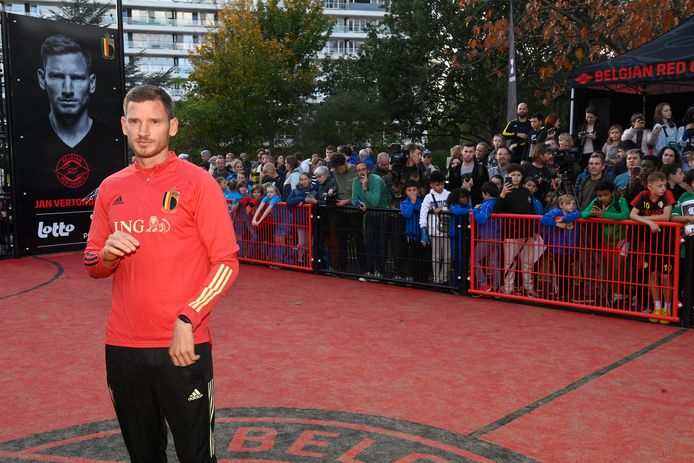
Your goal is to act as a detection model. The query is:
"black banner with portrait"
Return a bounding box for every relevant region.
[4,14,126,256]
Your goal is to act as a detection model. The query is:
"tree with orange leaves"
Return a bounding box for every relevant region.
[463,0,694,103]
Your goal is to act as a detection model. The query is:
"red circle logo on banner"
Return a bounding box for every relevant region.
[55,154,90,188]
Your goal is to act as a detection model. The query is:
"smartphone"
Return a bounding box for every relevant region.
[632,166,641,175]
[504,176,512,185]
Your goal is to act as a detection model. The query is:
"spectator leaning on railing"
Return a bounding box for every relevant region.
[353,162,391,277]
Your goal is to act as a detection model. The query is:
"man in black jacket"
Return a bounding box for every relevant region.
[459,142,489,206]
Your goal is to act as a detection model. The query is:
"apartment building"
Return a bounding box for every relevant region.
[3,0,387,98]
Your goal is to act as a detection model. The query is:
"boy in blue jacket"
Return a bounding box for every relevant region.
[400,180,425,281]
[472,182,501,291]
[540,194,581,302]
[448,188,473,284]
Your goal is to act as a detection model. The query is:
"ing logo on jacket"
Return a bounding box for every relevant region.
[114,216,171,234]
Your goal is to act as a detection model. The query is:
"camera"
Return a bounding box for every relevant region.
[547,146,578,174]
[462,173,472,182]
[390,148,409,174]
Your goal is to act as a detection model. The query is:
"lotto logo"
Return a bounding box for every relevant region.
[37,221,76,239]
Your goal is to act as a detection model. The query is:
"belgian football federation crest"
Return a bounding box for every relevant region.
[162,190,180,212]
[101,33,115,60]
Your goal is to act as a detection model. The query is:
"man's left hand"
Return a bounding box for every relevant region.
[169,318,200,367]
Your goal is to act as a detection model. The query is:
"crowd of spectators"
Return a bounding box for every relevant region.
[188,102,694,321]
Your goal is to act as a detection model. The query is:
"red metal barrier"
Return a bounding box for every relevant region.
[469,213,683,323]
[228,200,313,271]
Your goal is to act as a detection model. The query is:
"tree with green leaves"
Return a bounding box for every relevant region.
[48,0,112,27]
[357,0,513,144]
[183,0,332,153]
[293,56,389,150]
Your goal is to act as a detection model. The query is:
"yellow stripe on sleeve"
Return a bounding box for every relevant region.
[190,265,232,312]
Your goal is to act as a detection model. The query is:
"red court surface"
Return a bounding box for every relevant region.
[1,252,693,462]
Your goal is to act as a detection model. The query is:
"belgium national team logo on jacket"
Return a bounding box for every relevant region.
[162,190,179,213]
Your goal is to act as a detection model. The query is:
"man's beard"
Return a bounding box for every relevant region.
[129,137,168,159]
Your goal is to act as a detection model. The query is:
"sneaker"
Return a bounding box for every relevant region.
[649,307,661,323]
[659,308,671,325]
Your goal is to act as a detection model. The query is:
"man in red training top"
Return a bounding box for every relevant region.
[84,85,239,462]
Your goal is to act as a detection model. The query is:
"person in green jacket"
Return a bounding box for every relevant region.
[352,162,391,277]
[581,180,630,306]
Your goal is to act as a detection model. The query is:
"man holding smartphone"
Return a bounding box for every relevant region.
[614,149,643,193]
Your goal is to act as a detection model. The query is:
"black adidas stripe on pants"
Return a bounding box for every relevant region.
[106,343,216,463]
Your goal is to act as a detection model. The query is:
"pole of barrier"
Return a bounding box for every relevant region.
[682,236,694,328]
[460,214,470,294]
[309,204,318,273]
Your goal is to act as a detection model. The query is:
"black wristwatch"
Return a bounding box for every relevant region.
[178,314,192,324]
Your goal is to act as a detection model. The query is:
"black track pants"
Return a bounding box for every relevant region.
[105,343,216,463]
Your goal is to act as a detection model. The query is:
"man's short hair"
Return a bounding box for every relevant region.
[41,34,91,72]
[589,152,605,163]
[508,163,523,175]
[661,163,681,179]
[462,141,476,149]
[325,145,335,152]
[123,85,174,119]
[647,171,666,184]
[408,143,422,153]
[330,153,346,168]
[481,181,499,197]
[429,170,445,183]
[596,180,615,193]
[339,145,353,157]
[585,105,599,117]
[531,143,547,161]
[530,113,544,121]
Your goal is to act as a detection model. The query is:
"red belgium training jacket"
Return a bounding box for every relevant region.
[84,152,239,348]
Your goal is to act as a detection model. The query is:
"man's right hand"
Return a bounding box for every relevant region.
[102,231,140,267]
